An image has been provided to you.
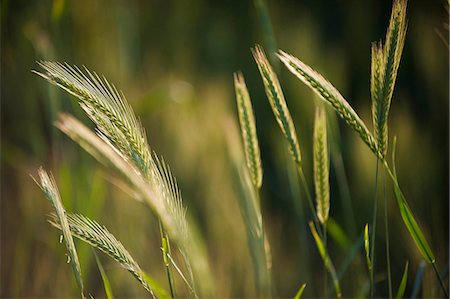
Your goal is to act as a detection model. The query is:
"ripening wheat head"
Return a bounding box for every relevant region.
[371,0,407,158]
[34,62,152,178]
[252,45,302,164]
[34,168,84,296]
[49,213,154,296]
[313,107,330,224]
[234,72,263,189]
[277,50,382,159]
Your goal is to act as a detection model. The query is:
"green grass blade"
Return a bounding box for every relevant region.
[141,272,172,299]
[34,168,85,297]
[309,222,341,297]
[294,283,307,299]
[326,218,350,250]
[234,72,263,189]
[277,50,381,159]
[253,45,301,164]
[387,138,435,264]
[364,224,372,273]
[313,106,330,224]
[396,261,409,299]
[94,251,114,299]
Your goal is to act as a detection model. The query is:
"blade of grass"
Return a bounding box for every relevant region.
[396,261,409,299]
[94,251,114,299]
[309,221,341,297]
[294,283,307,299]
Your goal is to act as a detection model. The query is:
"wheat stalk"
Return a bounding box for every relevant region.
[371,0,407,158]
[253,45,301,164]
[49,213,155,297]
[33,168,85,297]
[234,71,263,189]
[277,50,381,159]
[313,106,329,224]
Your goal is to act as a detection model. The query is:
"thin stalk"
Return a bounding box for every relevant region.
[432,263,449,298]
[370,159,380,298]
[159,222,176,299]
[323,223,328,298]
[383,170,393,298]
[296,164,322,238]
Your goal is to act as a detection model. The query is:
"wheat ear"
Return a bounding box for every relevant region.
[313,106,330,224]
[371,0,407,157]
[49,213,155,297]
[277,50,381,159]
[253,45,301,164]
[234,71,263,189]
[33,62,152,178]
[34,168,84,297]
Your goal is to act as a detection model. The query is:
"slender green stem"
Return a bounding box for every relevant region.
[383,170,393,299]
[370,159,380,298]
[159,222,176,299]
[432,262,449,298]
[296,164,323,239]
[323,223,328,298]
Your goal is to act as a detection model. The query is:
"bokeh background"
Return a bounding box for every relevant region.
[1,0,448,297]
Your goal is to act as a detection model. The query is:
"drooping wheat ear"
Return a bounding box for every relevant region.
[151,153,189,246]
[33,62,152,178]
[313,106,329,224]
[49,213,155,297]
[277,50,382,159]
[234,71,263,189]
[371,0,407,158]
[253,45,301,164]
[34,168,84,297]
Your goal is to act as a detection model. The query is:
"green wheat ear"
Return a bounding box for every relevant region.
[371,0,407,158]
[313,106,329,224]
[33,62,152,178]
[277,50,381,159]
[49,213,161,297]
[33,168,85,298]
[253,45,301,164]
[234,71,263,189]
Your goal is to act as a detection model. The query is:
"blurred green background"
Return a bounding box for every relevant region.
[1,0,448,297]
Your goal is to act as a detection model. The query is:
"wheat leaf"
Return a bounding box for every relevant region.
[309,222,341,297]
[294,283,307,299]
[253,45,301,164]
[389,138,435,263]
[277,50,381,159]
[396,261,409,299]
[94,252,114,299]
[313,106,330,224]
[34,168,85,297]
[49,213,157,297]
[234,71,263,189]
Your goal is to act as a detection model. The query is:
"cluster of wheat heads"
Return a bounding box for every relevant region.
[33,62,212,298]
[231,0,447,297]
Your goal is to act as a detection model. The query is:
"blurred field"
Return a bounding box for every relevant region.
[1,0,448,297]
